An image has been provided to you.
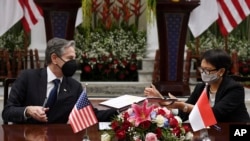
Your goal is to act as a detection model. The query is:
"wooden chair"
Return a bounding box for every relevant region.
[3,78,16,124]
[23,49,40,69]
[11,48,40,77]
[0,49,12,81]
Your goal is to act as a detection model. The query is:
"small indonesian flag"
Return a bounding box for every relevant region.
[189,86,217,131]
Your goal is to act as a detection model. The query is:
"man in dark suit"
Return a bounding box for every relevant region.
[2,37,117,124]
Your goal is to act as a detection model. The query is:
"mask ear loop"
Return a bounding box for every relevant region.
[57,56,66,63]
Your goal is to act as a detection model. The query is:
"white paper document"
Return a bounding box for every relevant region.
[99,122,112,130]
[99,94,146,110]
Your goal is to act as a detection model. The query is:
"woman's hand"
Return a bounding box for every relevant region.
[144,84,164,98]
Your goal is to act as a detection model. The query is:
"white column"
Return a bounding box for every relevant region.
[146,17,159,58]
[29,18,46,66]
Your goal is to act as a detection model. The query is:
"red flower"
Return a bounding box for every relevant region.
[169,117,179,127]
[116,129,126,139]
[122,60,128,66]
[130,63,137,71]
[157,108,166,116]
[83,65,92,73]
[139,120,151,129]
[172,126,181,137]
[123,112,130,119]
[122,120,131,130]
[111,120,119,130]
[155,127,162,138]
[101,55,108,62]
[113,59,119,64]
[90,58,97,62]
[182,124,191,132]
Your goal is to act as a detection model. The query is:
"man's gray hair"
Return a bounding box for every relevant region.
[45,37,75,65]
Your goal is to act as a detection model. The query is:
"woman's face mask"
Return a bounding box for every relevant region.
[198,67,220,84]
[201,72,220,84]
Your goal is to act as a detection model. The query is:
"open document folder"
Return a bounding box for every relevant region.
[99,94,178,111]
[99,95,146,110]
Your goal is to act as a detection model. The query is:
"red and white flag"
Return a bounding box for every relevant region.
[19,0,43,33]
[188,0,250,37]
[68,89,98,133]
[189,86,217,132]
[0,0,23,36]
[217,0,250,36]
[0,0,43,36]
[188,0,218,38]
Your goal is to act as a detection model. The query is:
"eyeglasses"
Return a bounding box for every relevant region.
[198,67,218,75]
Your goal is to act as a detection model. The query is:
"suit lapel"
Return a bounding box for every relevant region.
[58,77,71,99]
[38,68,48,105]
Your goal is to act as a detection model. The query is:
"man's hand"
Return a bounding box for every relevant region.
[25,106,49,122]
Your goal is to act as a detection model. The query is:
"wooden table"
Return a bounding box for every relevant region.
[0,98,248,140]
[0,122,248,141]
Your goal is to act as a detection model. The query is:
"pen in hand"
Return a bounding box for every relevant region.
[42,97,48,107]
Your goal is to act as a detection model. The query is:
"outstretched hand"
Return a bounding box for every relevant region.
[144,84,164,99]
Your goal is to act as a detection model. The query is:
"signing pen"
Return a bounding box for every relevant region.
[42,97,48,107]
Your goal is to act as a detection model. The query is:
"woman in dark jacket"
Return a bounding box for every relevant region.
[145,49,250,122]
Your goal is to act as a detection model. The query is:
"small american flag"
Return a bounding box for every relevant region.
[69,89,98,133]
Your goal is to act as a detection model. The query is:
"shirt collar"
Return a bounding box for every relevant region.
[47,67,63,83]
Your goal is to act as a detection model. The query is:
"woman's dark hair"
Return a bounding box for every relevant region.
[201,49,232,73]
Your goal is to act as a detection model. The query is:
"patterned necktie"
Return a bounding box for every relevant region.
[46,79,60,108]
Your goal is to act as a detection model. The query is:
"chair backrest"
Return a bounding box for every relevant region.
[0,49,12,81]
[10,48,41,77]
[23,49,40,69]
[3,78,16,124]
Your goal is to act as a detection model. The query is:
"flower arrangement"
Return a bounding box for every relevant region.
[105,100,193,141]
[75,28,146,81]
[75,0,147,81]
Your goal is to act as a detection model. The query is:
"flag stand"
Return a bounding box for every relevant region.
[82,83,90,141]
[82,128,90,141]
[199,128,211,141]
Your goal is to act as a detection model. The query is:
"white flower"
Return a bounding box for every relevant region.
[155,115,165,127]
[101,132,111,141]
[185,131,194,140]
[74,28,146,62]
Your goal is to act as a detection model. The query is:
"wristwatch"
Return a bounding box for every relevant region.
[182,104,188,112]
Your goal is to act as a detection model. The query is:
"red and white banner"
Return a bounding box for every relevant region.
[0,0,43,36]
[217,0,250,36]
[0,0,23,36]
[189,86,217,132]
[188,0,250,37]
[188,0,218,38]
[19,0,43,33]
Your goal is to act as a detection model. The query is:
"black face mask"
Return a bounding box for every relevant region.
[59,58,77,77]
